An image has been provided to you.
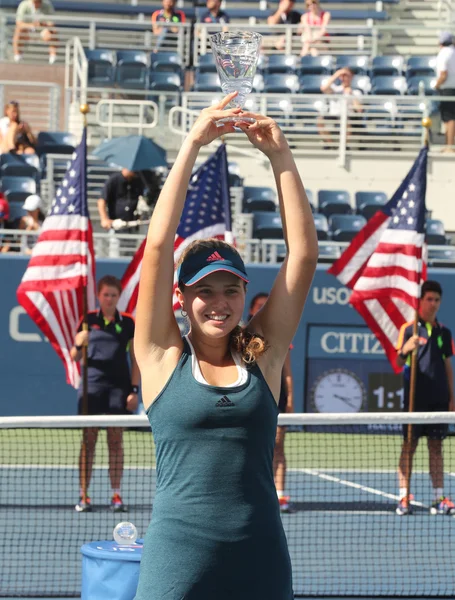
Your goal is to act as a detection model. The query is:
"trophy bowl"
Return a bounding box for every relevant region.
[210,30,262,125]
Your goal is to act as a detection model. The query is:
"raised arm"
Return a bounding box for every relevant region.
[238,114,318,363]
[134,93,242,365]
[320,68,343,93]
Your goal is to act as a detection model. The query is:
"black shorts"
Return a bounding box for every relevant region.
[77,386,130,415]
[440,88,455,123]
[402,423,448,441]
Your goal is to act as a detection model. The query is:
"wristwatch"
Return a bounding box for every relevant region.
[131,385,139,394]
[399,350,409,361]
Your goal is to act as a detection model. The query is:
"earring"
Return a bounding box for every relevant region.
[181,308,187,318]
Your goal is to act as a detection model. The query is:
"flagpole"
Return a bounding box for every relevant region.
[80,103,90,504]
[405,117,431,503]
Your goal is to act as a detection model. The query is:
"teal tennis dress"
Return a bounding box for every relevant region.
[134,339,293,600]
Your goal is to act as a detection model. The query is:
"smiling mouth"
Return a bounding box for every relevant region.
[206,315,229,322]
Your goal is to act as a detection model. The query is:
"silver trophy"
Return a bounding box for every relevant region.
[210,30,262,125]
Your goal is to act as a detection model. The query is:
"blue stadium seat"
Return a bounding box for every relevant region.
[149,72,182,92]
[427,247,455,266]
[318,190,351,217]
[313,213,329,241]
[243,186,277,212]
[253,212,283,239]
[263,74,299,94]
[318,243,341,262]
[406,56,437,78]
[355,191,388,220]
[299,55,334,76]
[306,189,315,212]
[299,74,327,94]
[335,55,369,75]
[425,219,447,245]
[329,214,367,242]
[243,198,277,213]
[371,76,407,95]
[371,56,404,77]
[115,50,148,89]
[1,176,37,204]
[193,72,221,92]
[406,75,437,96]
[8,202,27,223]
[265,55,299,74]
[85,49,116,86]
[251,74,264,93]
[0,153,39,178]
[196,54,217,74]
[352,74,371,94]
[150,52,183,74]
[36,132,77,156]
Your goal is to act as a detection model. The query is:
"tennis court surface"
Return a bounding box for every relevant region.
[1,413,455,598]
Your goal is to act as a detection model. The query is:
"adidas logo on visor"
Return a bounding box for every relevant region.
[207,251,225,262]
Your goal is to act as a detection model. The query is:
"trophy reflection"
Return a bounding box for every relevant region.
[210,30,262,125]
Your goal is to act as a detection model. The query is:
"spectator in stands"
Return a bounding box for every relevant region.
[198,0,229,35]
[267,0,301,51]
[435,31,455,152]
[13,0,58,65]
[0,101,36,155]
[0,195,11,254]
[300,0,331,57]
[151,0,186,51]
[18,194,45,254]
[319,67,363,147]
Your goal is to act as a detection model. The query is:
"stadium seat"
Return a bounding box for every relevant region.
[406,75,437,96]
[425,219,447,245]
[299,75,328,94]
[253,211,283,239]
[265,55,298,74]
[406,56,437,78]
[1,176,36,204]
[0,153,39,178]
[299,55,334,76]
[335,55,369,75]
[313,213,329,241]
[318,190,351,217]
[85,49,116,86]
[371,76,407,95]
[427,247,455,266]
[36,132,77,156]
[318,243,341,263]
[263,74,299,94]
[252,74,264,92]
[355,191,388,220]
[115,50,148,89]
[243,198,277,213]
[193,72,221,92]
[150,52,183,75]
[329,214,367,242]
[243,186,277,213]
[196,54,217,74]
[352,75,371,94]
[7,202,27,223]
[371,56,404,77]
[149,72,182,93]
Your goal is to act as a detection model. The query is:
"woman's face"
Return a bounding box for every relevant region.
[178,271,246,339]
[306,0,319,11]
[6,105,19,121]
[98,285,120,314]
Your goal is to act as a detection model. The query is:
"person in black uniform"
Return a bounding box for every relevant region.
[395,280,455,516]
[70,275,140,513]
[248,292,294,512]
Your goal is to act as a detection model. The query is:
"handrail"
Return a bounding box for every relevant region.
[95,99,159,138]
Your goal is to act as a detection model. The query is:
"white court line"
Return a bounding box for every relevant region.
[0,465,155,470]
[289,467,429,474]
[299,468,429,509]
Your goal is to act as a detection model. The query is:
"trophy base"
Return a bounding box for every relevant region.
[215,116,256,127]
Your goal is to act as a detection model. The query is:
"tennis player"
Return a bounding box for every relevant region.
[71,275,140,513]
[248,292,294,513]
[395,280,455,516]
[133,93,318,599]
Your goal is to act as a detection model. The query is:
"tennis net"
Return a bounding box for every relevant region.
[1,412,455,598]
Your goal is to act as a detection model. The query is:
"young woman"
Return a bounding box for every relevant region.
[248,292,294,513]
[19,194,45,255]
[300,0,331,57]
[133,92,318,600]
[0,101,36,155]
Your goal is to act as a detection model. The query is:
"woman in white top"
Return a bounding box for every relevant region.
[0,101,36,155]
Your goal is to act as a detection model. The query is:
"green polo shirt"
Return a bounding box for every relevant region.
[16,0,54,23]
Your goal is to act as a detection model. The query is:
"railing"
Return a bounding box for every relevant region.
[65,37,88,107]
[0,80,60,132]
[170,92,452,165]
[95,99,159,138]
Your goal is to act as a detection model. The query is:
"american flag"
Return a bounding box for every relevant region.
[17,128,96,388]
[328,147,428,372]
[118,143,232,314]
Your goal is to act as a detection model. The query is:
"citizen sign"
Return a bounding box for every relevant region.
[312,287,351,306]
[321,331,384,355]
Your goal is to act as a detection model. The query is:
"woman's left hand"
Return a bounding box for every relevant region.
[188,92,243,148]
[234,114,290,158]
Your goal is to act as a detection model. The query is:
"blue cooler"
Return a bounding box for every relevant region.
[81,540,143,600]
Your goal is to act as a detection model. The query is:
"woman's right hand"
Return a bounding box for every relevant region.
[75,330,89,348]
[188,93,243,148]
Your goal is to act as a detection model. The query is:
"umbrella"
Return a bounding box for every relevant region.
[92,135,167,171]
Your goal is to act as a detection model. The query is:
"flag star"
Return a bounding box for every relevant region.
[57,189,62,197]
[54,206,60,213]
[402,192,408,200]
[69,169,76,178]
[52,198,57,206]
[409,200,415,208]
[407,217,414,225]
[400,207,407,215]
[72,152,77,160]
[409,183,416,192]
[185,226,190,232]
[68,204,76,213]
[397,201,402,207]
[69,187,76,195]
[61,197,67,204]
[189,202,195,207]
[62,179,68,187]
[393,215,399,223]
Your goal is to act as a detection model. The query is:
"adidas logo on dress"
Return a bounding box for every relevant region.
[207,251,224,262]
[215,395,235,408]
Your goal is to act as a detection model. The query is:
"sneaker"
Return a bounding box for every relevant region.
[14,54,23,63]
[430,496,455,515]
[396,494,413,516]
[75,496,92,512]
[49,54,56,65]
[278,496,291,513]
[110,493,127,513]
